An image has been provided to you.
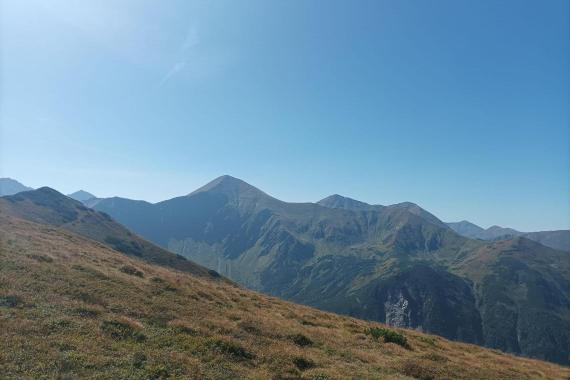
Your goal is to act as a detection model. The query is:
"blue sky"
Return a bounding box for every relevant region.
[1,0,569,231]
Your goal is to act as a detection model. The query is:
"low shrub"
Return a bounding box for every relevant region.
[206,338,255,361]
[0,295,23,307]
[289,333,313,347]
[101,320,146,342]
[367,327,410,349]
[292,356,315,371]
[119,265,144,278]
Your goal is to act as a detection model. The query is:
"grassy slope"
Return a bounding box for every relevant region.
[0,188,218,280]
[1,214,568,380]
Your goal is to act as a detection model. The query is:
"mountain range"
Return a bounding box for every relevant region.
[73,175,570,365]
[318,193,570,252]
[5,177,567,251]
[446,220,570,252]
[3,187,567,378]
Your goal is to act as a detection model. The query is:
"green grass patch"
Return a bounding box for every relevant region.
[367,327,410,349]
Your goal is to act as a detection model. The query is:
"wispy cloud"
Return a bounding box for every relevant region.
[159,61,188,86]
[159,28,200,86]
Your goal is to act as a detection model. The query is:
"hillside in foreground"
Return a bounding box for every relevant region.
[1,213,568,379]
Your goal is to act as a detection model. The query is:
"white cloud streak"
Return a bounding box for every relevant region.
[159,27,200,87]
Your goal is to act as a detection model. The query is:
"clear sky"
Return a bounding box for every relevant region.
[1,0,569,231]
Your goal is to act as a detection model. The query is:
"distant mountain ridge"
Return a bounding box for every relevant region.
[0,187,221,280]
[0,178,33,196]
[68,190,96,202]
[317,194,385,212]
[85,175,570,364]
[317,194,450,229]
[447,220,570,251]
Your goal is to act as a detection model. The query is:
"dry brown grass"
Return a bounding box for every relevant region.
[1,214,568,379]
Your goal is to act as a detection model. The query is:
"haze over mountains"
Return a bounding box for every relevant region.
[68,190,97,202]
[446,220,570,252]
[3,188,567,379]
[5,177,566,250]
[65,175,569,365]
[0,178,32,196]
[3,176,569,364]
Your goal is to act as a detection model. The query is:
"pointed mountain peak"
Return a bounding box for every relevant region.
[68,190,96,202]
[189,175,272,202]
[317,194,380,211]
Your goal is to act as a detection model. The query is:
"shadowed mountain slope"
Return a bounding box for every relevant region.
[523,230,570,252]
[1,212,568,379]
[88,176,570,364]
[0,188,220,280]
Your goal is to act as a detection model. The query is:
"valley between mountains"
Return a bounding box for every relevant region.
[1,187,569,379]
[73,175,570,366]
